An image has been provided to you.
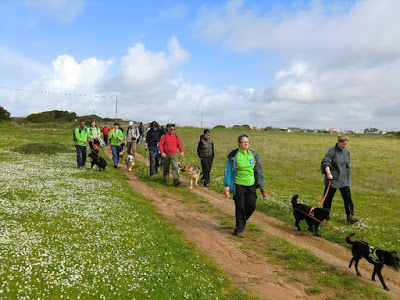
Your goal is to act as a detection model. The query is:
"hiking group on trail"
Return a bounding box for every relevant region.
[74,120,360,238]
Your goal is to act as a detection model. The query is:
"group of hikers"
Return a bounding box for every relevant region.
[74,119,359,238]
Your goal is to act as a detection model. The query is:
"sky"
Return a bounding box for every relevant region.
[0,0,399,131]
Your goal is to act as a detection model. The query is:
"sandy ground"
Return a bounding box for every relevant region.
[104,148,400,299]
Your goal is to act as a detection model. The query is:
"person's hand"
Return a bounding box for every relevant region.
[180,152,184,158]
[224,186,230,198]
[326,172,333,180]
[145,143,148,149]
[161,153,167,158]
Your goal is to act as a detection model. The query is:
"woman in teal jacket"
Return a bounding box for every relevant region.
[224,134,265,238]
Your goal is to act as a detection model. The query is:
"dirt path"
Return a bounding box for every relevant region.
[105,149,400,299]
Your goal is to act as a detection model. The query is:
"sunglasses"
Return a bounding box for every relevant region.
[169,128,175,131]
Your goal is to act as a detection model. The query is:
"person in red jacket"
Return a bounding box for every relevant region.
[101,123,110,145]
[159,123,184,186]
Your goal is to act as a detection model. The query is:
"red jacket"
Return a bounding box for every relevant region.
[159,133,183,155]
[101,126,110,135]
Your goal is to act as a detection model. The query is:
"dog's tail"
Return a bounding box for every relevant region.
[291,194,299,206]
[346,233,356,245]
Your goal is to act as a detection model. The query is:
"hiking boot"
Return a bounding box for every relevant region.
[236,232,244,238]
[347,215,359,224]
[173,179,181,186]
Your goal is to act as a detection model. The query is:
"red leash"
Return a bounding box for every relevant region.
[310,179,331,214]
[264,191,367,245]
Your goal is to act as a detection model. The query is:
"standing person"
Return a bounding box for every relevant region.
[74,120,89,168]
[138,122,145,143]
[159,123,184,186]
[197,129,214,187]
[224,134,265,238]
[88,120,101,154]
[145,121,162,176]
[125,121,140,160]
[101,123,110,145]
[109,123,124,168]
[321,135,359,224]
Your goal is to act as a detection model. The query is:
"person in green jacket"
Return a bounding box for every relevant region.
[109,122,124,168]
[74,120,89,168]
[88,120,101,154]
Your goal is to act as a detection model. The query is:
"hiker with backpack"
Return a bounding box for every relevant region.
[125,121,140,159]
[74,120,89,168]
[88,120,101,154]
[138,122,145,143]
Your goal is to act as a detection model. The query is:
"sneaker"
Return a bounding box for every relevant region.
[347,215,359,224]
[114,164,117,168]
[236,232,244,238]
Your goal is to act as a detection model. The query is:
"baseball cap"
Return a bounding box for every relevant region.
[129,121,134,125]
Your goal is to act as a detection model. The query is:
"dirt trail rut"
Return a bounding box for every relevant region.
[105,149,400,299]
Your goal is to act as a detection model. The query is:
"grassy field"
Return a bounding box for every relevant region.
[156,126,400,249]
[0,122,244,299]
[1,120,399,299]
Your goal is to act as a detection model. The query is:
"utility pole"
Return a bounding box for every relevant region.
[115,95,118,122]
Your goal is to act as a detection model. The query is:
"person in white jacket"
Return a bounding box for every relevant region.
[125,121,140,159]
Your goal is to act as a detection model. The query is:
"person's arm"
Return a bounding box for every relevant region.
[321,150,334,180]
[197,140,202,159]
[159,134,166,158]
[177,136,184,157]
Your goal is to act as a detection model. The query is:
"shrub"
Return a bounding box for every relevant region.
[27,110,77,123]
[0,106,11,121]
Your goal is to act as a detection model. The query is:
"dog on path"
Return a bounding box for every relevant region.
[88,152,107,171]
[125,154,134,171]
[346,233,400,291]
[180,163,202,189]
[291,194,329,237]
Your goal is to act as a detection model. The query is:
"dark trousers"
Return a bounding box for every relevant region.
[149,148,160,176]
[233,184,257,233]
[200,156,213,185]
[75,145,87,167]
[103,135,109,145]
[323,185,354,217]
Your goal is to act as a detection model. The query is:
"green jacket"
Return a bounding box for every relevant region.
[109,129,124,146]
[74,126,89,146]
[89,127,101,140]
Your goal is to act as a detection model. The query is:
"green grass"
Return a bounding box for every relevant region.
[160,127,400,251]
[0,122,246,299]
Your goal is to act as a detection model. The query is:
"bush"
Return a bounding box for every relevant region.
[213,125,226,129]
[13,143,72,155]
[0,106,11,121]
[27,110,77,123]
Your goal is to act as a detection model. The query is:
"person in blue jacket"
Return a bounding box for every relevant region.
[224,133,265,238]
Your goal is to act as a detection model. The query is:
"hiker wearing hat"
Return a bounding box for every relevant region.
[109,123,124,168]
[125,121,140,160]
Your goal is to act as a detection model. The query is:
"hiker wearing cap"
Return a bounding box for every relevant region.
[159,123,184,186]
[125,121,140,160]
[224,134,265,238]
[74,120,89,168]
[321,134,359,224]
[109,123,124,168]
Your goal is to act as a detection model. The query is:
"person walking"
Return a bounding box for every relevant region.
[125,121,140,161]
[74,120,89,168]
[138,122,145,143]
[145,121,163,176]
[197,129,214,187]
[101,123,110,145]
[321,134,359,224]
[109,123,124,168]
[224,134,265,238]
[159,123,184,186]
[88,120,101,154]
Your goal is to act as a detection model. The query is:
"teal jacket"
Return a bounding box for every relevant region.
[224,148,265,195]
[74,126,89,146]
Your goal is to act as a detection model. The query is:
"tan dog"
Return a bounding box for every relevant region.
[125,154,134,171]
[180,163,202,189]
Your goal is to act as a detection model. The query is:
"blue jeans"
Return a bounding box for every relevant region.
[111,145,121,166]
[75,145,87,167]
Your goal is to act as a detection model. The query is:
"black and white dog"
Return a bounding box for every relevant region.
[89,152,107,171]
[291,194,330,237]
[346,233,400,290]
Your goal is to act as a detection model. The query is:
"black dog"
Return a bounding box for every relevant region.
[89,152,107,171]
[346,233,400,291]
[291,194,329,237]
